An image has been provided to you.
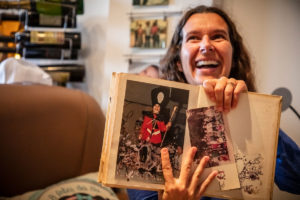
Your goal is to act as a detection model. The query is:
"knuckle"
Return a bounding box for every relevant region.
[214,87,223,93]
[184,162,192,171]
[178,185,187,193]
[233,89,240,95]
[195,172,202,180]
[220,76,227,81]
[224,90,232,97]
[162,164,172,171]
[187,190,194,198]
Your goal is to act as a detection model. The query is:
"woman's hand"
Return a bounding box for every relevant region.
[203,77,247,112]
[160,147,218,200]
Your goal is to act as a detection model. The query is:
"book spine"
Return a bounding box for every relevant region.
[99,73,118,183]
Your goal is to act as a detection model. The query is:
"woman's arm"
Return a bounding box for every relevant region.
[275,129,300,194]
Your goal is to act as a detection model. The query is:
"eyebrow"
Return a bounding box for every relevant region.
[184,29,229,36]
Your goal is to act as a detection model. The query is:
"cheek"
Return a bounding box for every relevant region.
[220,44,233,72]
[180,45,196,65]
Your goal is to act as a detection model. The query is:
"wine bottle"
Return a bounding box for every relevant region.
[14,30,81,49]
[39,64,85,82]
[0,36,15,43]
[0,0,81,16]
[0,47,78,59]
[0,11,76,28]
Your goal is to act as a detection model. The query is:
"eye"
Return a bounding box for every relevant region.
[187,35,201,41]
[211,34,227,41]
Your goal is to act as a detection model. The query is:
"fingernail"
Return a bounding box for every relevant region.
[161,148,168,153]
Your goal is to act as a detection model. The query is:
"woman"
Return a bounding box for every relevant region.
[128,5,300,200]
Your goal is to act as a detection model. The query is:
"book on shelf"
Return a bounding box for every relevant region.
[98,73,282,200]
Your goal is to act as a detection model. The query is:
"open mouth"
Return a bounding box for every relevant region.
[196,60,219,69]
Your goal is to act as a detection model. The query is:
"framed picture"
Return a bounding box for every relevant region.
[130,18,167,49]
[132,0,169,6]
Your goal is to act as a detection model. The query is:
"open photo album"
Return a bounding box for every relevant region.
[98,73,282,200]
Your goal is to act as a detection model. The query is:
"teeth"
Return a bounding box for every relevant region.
[196,60,218,67]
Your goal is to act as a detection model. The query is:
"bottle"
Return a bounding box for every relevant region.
[0,46,78,59]
[0,0,82,16]
[13,30,81,49]
[0,11,76,28]
[39,64,85,82]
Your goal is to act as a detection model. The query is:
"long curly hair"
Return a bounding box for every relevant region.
[160,5,256,92]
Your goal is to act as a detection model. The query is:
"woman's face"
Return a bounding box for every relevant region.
[179,13,233,85]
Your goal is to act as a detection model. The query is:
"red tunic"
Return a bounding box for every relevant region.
[140,114,167,144]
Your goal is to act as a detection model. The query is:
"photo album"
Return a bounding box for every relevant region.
[98,73,282,200]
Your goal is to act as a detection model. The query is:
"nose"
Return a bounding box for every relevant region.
[199,35,214,54]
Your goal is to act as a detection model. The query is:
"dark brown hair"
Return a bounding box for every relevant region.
[160,5,256,92]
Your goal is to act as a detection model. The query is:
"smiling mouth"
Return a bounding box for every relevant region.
[196,60,219,69]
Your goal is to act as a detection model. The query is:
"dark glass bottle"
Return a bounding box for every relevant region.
[0,47,78,59]
[14,30,81,49]
[0,12,76,28]
[39,64,85,82]
[0,0,83,16]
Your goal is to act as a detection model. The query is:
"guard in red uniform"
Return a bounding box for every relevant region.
[139,103,171,144]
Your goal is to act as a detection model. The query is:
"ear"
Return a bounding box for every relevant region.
[176,61,183,72]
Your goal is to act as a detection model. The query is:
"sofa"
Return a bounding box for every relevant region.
[0,84,108,198]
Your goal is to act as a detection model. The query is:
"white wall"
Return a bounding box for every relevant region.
[222,1,300,199]
[101,0,214,113]
[79,0,299,199]
[76,0,110,110]
[223,0,300,147]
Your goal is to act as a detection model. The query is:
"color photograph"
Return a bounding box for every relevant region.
[130,18,167,49]
[187,106,232,167]
[115,80,189,184]
[132,0,169,6]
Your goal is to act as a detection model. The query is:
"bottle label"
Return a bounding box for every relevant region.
[62,49,71,59]
[30,31,65,44]
[39,14,62,27]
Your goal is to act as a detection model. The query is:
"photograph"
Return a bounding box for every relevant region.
[132,0,169,6]
[187,106,233,167]
[130,18,167,49]
[115,80,189,184]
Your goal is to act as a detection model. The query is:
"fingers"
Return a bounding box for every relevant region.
[232,80,247,108]
[214,77,227,112]
[161,148,174,184]
[203,79,216,102]
[161,147,217,200]
[189,156,209,192]
[179,146,197,186]
[223,78,236,112]
[203,77,247,112]
[197,170,218,198]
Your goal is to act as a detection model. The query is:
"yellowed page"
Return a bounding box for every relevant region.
[101,73,199,190]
